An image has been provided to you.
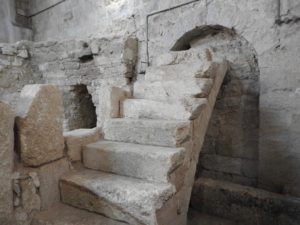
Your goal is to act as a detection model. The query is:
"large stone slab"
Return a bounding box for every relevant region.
[16,84,64,166]
[134,78,213,102]
[123,98,207,121]
[60,169,175,225]
[96,83,129,128]
[145,61,220,81]
[104,118,191,147]
[152,48,214,67]
[0,101,14,223]
[83,140,185,183]
[64,127,101,161]
[36,158,70,210]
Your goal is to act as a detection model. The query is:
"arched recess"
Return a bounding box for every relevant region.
[62,84,97,131]
[171,25,260,187]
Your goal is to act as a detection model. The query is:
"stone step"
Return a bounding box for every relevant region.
[123,99,189,120]
[60,169,175,225]
[133,78,213,102]
[64,127,101,161]
[123,99,207,121]
[32,203,126,225]
[104,118,191,147]
[152,47,214,67]
[145,61,219,81]
[83,140,185,183]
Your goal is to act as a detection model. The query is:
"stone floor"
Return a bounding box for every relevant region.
[32,203,237,225]
[188,209,237,225]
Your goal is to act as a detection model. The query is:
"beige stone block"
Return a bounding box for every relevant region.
[0,101,14,222]
[64,127,101,161]
[96,83,129,128]
[37,158,70,210]
[104,118,191,147]
[60,169,175,225]
[16,84,64,166]
[83,140,185,183]
[134,78,213,102]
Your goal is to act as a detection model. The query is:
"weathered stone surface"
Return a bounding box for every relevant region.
[191,178,300,225]
[123,99,207,121]
[60,169,175,225]
[152,48,214,67]
[134,78,213,102]
[0,101,14,223]
[200,154,243,176]
[32,203,127,225]
[36,158,70,210]
[20,178,41,214]
[15,84,64,166]
[145,61,220,82]
[104,118,191,147]
[188,210,237,225]
[96,83,129,128]
[64,127,101,161]
[83,140,185,183]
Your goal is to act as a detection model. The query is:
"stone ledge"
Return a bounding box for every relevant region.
[191,178,300,225]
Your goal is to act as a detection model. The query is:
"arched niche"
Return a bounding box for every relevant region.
[171,25,260,187]
[62,84,97,131]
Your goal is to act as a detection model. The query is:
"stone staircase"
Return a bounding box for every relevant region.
[33,48,228,225]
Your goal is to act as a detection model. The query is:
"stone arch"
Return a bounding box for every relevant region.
[171,25,260,187]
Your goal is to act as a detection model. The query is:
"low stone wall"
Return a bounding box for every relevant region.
[191,178,300,225]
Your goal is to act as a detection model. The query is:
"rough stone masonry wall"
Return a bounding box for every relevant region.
[0,37,137,130]
[3,0,300,197]
[0,42,41,107]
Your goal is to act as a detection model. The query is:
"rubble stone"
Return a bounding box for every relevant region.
[0,101,14,223]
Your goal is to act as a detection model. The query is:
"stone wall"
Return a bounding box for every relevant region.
[2,0,300,198]
[0,37,137,130]
[29,0,299,197]
[184,28,260,187]
[0,42,40,107]
[0,0,32,43]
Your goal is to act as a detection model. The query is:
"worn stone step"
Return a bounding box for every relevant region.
[123,99,187,120]
[64,127,101,162]
[104,118,191,147]
[152,47,214,67]
[134,78,213,102]
[145,61,219,81]
[60,169,175,225]
[123,99,207,121]
[32,203,126,225]
[83,140,185,183]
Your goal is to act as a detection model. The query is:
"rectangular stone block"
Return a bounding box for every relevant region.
[37,158,70,210]
[0,101,14,223]
[64,127,101,161]
[16,84,64,166]
[104,118,191,147]
[83,140,185,183]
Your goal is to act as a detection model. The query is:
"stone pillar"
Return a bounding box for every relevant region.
[0,101,14,223]
[15,84,64,166]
